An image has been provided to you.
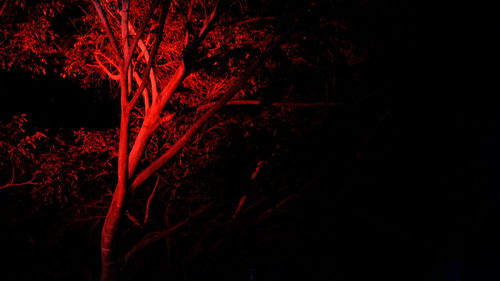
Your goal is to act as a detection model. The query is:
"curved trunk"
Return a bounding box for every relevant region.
[100,113,130,281]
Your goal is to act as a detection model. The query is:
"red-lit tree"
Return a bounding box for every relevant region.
[87,1,314,280]
[0,0,339,280]
[89,1,277,279]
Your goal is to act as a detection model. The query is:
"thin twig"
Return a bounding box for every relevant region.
[0,180,35,190]
[0,169,37,190]
[94,51,120,80]
[143,175,160,224]
[125,210,142,227]
[221,16,276,26]
[231,194,247,220]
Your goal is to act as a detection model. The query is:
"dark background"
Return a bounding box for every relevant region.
[1,2,500,281]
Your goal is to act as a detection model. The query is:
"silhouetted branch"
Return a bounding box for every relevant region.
[91,0,121,60]
[197,100,336,111]
[221,16,276,26]
[124,203,212,264]
[143,175,160,224]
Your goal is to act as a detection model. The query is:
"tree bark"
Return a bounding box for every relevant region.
[100,1,131,280]
[100,88,130,281]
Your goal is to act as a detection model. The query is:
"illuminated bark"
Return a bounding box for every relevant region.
[90,1,216,280]
[94,0,130,279]
[89,0,302,280]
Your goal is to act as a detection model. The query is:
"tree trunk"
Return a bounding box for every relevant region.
[100,65,130,281]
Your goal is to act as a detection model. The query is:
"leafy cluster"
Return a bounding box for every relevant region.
[0,1,67,75]
[0,116,117,208]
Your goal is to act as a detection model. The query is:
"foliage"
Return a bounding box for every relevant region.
[0,115,116,207]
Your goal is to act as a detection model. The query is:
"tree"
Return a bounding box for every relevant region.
[89,1,320,279]
[1,0,339,280]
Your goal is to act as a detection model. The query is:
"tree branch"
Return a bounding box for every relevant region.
[197,100,336,111]
[123,0,167,72]
[132,70,150,114]
[183,0,196,47]
[197,0,219,41]
[91,0,121,60]
[221,16,276,26]
[128,1,170,109]
[143,175,160,224]
[126,1,174,176]
[128,22,159,102]
[0,167,37,190]
[120,0,130,59]
[187,0,219,53]
[94,51,120,80]
[0,180,35,190]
